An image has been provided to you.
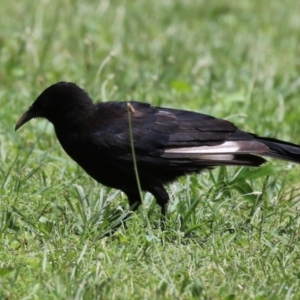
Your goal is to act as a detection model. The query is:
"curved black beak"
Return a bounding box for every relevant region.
[15,110,35,131]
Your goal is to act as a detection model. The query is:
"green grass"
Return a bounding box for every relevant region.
[1,0,300,298]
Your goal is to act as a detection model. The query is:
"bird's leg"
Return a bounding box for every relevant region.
[149,185,170,229]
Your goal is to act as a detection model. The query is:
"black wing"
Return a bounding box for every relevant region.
[93,101,268,167]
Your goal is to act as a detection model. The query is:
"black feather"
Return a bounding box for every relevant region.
[15,82,300,230]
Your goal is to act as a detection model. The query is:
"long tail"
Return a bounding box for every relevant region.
[163,135,300,168]
[256,136,300,164]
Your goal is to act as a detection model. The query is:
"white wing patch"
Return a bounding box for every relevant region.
[195,154,235,160]
[164,141,268,155]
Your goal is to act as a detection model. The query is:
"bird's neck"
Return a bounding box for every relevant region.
[49,107,97,139]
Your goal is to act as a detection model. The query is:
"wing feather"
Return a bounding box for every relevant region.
[93,101,268,167]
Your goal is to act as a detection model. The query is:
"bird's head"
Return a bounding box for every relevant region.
[15,82,93,131]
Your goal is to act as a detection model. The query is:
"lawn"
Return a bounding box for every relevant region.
[1,0,300,299]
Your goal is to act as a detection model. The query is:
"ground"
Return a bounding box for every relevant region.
[1,0,300,299]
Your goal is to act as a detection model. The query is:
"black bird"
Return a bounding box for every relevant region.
[15,82,300,224]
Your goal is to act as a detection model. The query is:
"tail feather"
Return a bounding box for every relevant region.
[257,137,300,164]
[163,136,300,167]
